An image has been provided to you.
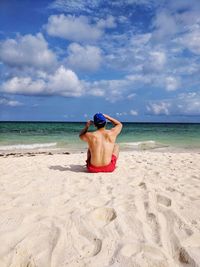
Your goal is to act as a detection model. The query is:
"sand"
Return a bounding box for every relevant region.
[0,150,200,267]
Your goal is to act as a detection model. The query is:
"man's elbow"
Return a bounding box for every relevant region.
[116,122,123,132]
[79,133,87,141]
[115,121,122,126]
[119,122,123,129]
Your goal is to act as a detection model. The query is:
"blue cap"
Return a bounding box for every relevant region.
[93,113,106,126]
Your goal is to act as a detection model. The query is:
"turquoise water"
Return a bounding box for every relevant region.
[0,122,200,151]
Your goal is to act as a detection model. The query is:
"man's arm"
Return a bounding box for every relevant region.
[103,114,123,135]
[79,120,93,142]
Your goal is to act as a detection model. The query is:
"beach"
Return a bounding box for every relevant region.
[1,0,200,265]
[0,150,200,267]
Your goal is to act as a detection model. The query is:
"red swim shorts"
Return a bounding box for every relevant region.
[87,154,117,173]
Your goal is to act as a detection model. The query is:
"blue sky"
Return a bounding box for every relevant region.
[0,0,200,122]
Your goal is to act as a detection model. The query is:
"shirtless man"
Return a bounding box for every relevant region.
[79,113,123,172]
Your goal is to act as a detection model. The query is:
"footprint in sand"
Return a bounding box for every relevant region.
[178,247,194,265]
[192,220,197,225]
[157,194,172,207]
[166,186,175,192]
[121,243,168,267]
[91,207,117,227]
[141,245,168,267]
[138,182,147,189]
[72,216,103,258]
[178,244,200,266]
[120,242,142,257]
[82,237,102,257]
[146,212,160,244]
[158,206,200,266]
[10,248,36,267]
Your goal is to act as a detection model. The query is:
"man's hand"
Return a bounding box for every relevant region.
[86,120,93,127]
[79,120,93,141]
[103,114,108,120]
[103,114,121,125]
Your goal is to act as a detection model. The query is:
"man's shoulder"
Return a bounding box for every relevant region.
[85,131,96,139]
[106,128,118,136]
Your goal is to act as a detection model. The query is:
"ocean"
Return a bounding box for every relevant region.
[0,122,200,152]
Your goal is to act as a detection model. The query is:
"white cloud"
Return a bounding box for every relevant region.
[152,11,178,40]
[0,97,23,107]
[84,78,134,102]
[147,92,200,116]
[147,101,171,115]
[151,1,200,45]
[45,14,102,42]
[165,76,180,91]
[1,77,45,95]
[1,66,83,97]
[131,33,152,46]
[176,25,200,55]
[110,0,157,7]
[130,109,138,116]
[167,0,200,11]
[174,61,199,75]
[66,43,102,71]
[96,15,116,29]
[127,93,136,99]
[150,51,166,69]
[83,80,105,97]
[143,51,167,73]
[178,92,200,115]
[48,66,83,96]
[89,88,105,97]
[103,33,168,76]
[126,74,151,83]
[49,0,100,13]
[116,112,127,116]
[49,0,157,14]
[0,33,56,69]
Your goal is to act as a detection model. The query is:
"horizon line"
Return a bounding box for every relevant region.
[0,120,200,124]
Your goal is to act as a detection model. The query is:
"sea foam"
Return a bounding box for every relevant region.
[0,142,57,150]
[121,140,168,150]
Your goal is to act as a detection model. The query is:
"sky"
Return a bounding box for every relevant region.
[0,0,200,122]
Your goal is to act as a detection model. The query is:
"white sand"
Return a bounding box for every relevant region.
[0,151,200,267]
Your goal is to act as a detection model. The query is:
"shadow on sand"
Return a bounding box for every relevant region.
[49,165,87,173]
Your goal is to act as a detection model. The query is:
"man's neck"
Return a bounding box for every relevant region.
[97,127,106,131]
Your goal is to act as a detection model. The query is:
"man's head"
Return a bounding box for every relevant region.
[93,113,106,129]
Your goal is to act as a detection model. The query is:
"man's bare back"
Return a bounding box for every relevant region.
[79,114,123,169]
